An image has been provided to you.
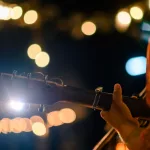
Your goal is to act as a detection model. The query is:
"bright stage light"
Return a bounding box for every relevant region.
[9,101,24,111]
[130,6,143,20]
[27,44,42,59]
[81,21,96,36]
[24,10,38,25]
[35,52,50,68]
[11,6,23,20]
[125,56,146,76]
[59,108,76,123]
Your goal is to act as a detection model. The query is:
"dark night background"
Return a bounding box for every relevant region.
[0,0,148,149]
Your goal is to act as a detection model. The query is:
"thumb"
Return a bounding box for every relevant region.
[100,111,110,121]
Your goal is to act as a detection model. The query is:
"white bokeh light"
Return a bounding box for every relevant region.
[125,56,146,76]
[9,101,24,111]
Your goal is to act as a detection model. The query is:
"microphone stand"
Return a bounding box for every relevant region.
[93,87,147,150]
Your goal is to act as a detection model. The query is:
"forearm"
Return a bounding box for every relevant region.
[117,124,143,150]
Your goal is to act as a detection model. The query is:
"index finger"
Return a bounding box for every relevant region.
[113,83,122,104]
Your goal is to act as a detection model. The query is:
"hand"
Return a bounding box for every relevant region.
[100,84,139,132]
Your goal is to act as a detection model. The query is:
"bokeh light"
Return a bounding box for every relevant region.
[11,118,23,133]
[23,118,32,132]
[141,22,150,31]
[35,52,50,67]
[0,6,11,20]
[24,10,38,24]
[125,56,146,76]
[0,121,2,133]
[18,118,27,132]
[81,21,96,36]
[47,111,63,126]
[116,143,129,150]
[32,122,46,136]
[115,11,131,32]
[9,101,24,111]
[1,118,10,133]
[27,44,42,59]
[30,116,44,124]
[59,108,76,123]
[116,11,131,25]
[11,6,23,20]
[130,6,143,20]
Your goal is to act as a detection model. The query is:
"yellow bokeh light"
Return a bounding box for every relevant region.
[81,21,96,36]
[0,6,11,20]
[11,6,23,20]
[115,11,131,32]
[27,44,42,59]
[116,11,131,25]
[24,10,38,24]
[116,143,129,150]
[32,122,46,136]
[130,6,143,20]
[59,108,76,124]
[47,111,63,126]
[35,52,50,68]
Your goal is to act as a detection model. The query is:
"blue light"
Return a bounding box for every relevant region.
[125,56,146,76]
[141,22,150,32]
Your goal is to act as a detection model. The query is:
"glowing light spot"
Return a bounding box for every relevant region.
[11,6,23,20]
[11,118,23,133]
[141,22,150,31]
[125,56,146,76]
[1,118,10,134]
[47,111,63,126]
[32,122,46,136]
[23,118,32,132]
[81,21,96,36]
[35,52,50,68]
[130,6,143,20]
[30,116,44,124]
[0,6,11,20]
[59,108,76,123]
[27,44,42,59]
[24,10,38,24]
[115,11,131,32]
[9,101,24,111]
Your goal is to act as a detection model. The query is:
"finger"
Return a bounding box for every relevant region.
[100,111,109,120]
[113,83,122,103]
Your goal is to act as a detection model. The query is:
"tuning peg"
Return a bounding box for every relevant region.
[38,104,45,112]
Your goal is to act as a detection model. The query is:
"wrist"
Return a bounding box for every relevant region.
[116,122,138,140]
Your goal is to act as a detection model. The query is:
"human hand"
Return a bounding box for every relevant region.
[100,84,139,132]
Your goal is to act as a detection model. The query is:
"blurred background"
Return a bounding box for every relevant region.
[0,0,148,149]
